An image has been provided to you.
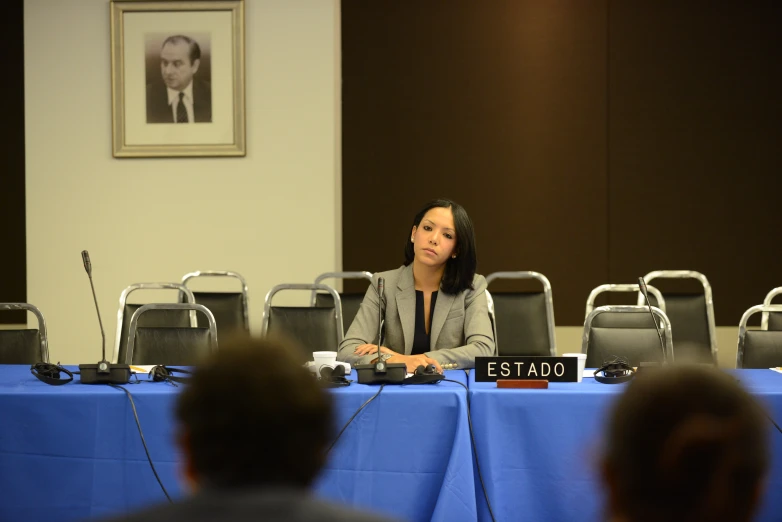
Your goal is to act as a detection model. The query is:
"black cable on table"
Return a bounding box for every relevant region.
[442,377,497,522]
[109,384,173,503]
[326,384,385,456]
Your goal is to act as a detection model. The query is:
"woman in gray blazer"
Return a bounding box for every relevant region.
[337,199,495,372]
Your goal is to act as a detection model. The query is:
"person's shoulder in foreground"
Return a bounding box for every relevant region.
[100,487,396,522]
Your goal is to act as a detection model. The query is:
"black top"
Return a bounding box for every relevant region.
[412,290,438,355]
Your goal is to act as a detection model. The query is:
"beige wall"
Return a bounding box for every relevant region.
[24,0,341,364]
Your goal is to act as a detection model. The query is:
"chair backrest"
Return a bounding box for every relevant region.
[582,305,673,368]
[0,303,48,363]
[114,283,197,364]
[761,287,782,331]
[737,304,782,368]
[264,283,344,360]
[126,303,217,365]
[638,270,716,363]
[485,271,556,356]
[311,271,373,333]
[182,271,250,337]
[586,283,666,316]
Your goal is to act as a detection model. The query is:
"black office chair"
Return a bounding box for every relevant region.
[639,270,716,364]
[125,303,217,366]
[737,304,782,369]
[311,271,373,333]
[114,283,198,364]
[582,305,673,368]
[0,303,49,364]
[761,287,782,331]
[485,271,556,356]
[586,283,666,328]
[181,270,250,338]
[264,283,343,362]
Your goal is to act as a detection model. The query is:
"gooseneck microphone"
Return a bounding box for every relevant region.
[79,251,131,384]
[82,251,107,367]
[374,278,387,373]
[638,277,667,363]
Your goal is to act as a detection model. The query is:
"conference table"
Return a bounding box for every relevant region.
[468,369,782,522]
[0,366,474,522]
[2,365,782,522]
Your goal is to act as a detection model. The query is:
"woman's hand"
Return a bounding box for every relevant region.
[387,354,443,374]
[353,344,397,357]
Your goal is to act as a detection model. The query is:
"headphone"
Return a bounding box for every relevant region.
[31,362,74,386]
[403,364,444,385]
[594,356,635,384]
[319,364,350,387]
[149,365,193,385]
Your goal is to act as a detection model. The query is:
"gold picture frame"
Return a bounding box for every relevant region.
[110,0,245,157]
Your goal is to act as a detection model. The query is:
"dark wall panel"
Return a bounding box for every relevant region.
[342,0,609,324]
[0,0,26,324]
[608,3,782,325]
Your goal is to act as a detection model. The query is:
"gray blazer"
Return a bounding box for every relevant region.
[337,264,495,369]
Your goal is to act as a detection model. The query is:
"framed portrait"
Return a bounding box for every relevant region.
[110,0,245,157]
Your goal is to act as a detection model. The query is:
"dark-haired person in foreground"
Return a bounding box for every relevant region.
[101,336,396,522]
[338,198,495,372]
[602,366,769,522]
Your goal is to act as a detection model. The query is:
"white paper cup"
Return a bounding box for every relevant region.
[563,353,587,382]
[313,351,338,372]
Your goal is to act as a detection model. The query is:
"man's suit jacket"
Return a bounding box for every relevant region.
[101,487,395,522]
[337,264,496,369]
[145,79,212,123]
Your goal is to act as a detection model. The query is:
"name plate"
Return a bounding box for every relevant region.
[475,356,578,383]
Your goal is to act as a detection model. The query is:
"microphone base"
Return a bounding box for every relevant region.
[355,363,406,384]
[79,363,131,384]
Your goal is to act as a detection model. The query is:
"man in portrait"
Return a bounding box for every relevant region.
[146,35,212,124]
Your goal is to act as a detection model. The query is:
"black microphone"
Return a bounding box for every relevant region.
[638,277,667,363]
[374,277,387,373]
[79,251,131,384]
[82,251,106,366]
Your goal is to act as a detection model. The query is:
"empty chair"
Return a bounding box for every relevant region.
[311,271,373,332]
[582,305,673,368]
[264,283,343,361]
[114,283,198,365]
[761,287,782,331]
[737,304,782,368]
[0,303,48,363]
[125,303,218,366]
[638,270,717,364]
[586,283,666,328]
[485,271,556,356]
[181,270,250,338]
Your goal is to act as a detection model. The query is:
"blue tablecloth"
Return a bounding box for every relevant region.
[0,366,474,522]
[468,369,782,522]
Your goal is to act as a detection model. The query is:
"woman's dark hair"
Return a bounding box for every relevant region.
[603,366,769,522]
[176,335,332,489]
[404,198,477,295]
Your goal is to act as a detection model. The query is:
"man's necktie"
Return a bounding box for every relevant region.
[176,92,188,123]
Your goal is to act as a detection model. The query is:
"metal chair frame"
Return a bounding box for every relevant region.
[485,271,556,356]
[181,270,250,332]
[737,304,782,368]
[586,283,666,317]
[638,270,717,359]
[310,271,373,306]
[761,287,782,330]
[0,303,49,362]
[114,283,197,364]
[125,303,217,365]
[582,305,674,363]
[262,283,344,343]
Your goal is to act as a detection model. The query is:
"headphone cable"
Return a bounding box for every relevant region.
[109,384,173,503]
[326,384,385,456]
[443,377,497,522]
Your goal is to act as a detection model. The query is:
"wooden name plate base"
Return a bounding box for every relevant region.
[496,379,549,389]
